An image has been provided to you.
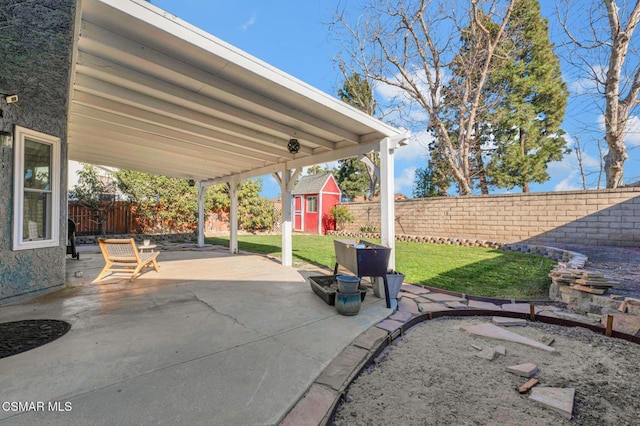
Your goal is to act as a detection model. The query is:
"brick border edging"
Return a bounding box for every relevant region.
[280,240,595,425]
[279,306,640,426]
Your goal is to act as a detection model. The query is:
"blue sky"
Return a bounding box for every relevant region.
[149,0,640,198]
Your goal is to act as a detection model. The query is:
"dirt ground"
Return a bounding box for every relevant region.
[332,317,640,426]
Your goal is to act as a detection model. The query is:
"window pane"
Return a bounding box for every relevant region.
[22,191,51,241]
[307,196,318,212]
[24,139,51,190]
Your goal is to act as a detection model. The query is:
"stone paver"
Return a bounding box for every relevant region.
[375,319,404,334]
[474,347,496,360]
[506,363,539,378]
[400,285,431,295]
[468,300,501,310]
[601,313,640,335]
[389,311,413,322]
[500,303,543,314]
[398,298,421,315]
[281,384,337,426]
[398,292,420,299]
[315,345,370,391]
[461,323,556,352]
[421,293,466,303]
[529,387,575,419]
[353,327,390,351]
[492,316,528,326]
[418,302,451,313]
[445,301,468,309]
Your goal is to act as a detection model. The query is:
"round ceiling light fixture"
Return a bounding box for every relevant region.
[287,138,300,154]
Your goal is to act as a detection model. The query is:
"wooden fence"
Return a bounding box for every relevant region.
[68,202,138,235]
[68,202,230,235]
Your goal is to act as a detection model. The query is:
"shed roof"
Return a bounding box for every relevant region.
[291,173,336,195]
[68,0,405,184]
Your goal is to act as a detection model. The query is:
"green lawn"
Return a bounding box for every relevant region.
[206,234,555,300]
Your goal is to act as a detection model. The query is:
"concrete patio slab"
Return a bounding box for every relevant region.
[0,249,391,425]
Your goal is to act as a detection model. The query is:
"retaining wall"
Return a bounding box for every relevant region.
[340,188,640,247]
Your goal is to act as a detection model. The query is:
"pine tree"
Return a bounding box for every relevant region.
[485,0,569,192]
[337,73,379,199]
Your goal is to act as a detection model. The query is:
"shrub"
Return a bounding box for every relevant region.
[329,205,354,231]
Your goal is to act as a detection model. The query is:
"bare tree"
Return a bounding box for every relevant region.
[558,0,640,188]
[332,0,516,195]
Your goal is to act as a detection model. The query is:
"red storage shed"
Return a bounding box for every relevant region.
[292,173,341,234]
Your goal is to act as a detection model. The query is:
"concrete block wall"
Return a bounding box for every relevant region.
[341,188,640,247]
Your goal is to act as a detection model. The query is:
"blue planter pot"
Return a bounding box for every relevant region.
[335,290,362,316]
[336,274,361,294]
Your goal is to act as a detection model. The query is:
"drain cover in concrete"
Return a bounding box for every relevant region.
[0,319,71,359]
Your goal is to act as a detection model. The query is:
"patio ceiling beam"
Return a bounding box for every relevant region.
[68,143,225,180]
[69,122,261,173]
[79,21,354,149]
[72,74,316,156]
[68,135,239,175]
[75,53,338,153]
[201,136,391,187]
[71,92,288,161]
[71,106,271,166]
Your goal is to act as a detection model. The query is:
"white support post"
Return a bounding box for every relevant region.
[380,137,396,271]
[378,133,409,271]
[228,179,239,255]
[280,169,295,267]
[197,181,205,247]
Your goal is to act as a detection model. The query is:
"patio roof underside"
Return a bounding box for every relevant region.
[68,0,403,184]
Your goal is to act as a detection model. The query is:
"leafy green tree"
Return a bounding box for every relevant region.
[114,170,228,233]
[485,0,569,192]
[333,158,371,201]
[236,178,276,232]
[69,164,115,235]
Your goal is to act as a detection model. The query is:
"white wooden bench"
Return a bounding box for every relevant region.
[95,238,160,282]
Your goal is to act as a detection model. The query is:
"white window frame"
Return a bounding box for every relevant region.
[306,195,318,213]
[12,126,61,250]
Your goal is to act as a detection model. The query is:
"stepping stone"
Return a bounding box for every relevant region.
[460,323,555,352]
[281,384,337,426]
[445,301,468,309]
[474,347,496,360]
[376,319,403,334]
[418,302,451,313]
[506,363,539,378]
[389,311,413,323]
[353,327,389,351]
[422,293,466,303]
[398,292,420,299]
[467,300,501,310]
[494,345,506,356]
[529,387,575,419]
[397,298,421,314]
[501,303,542,314]
[316,345,369,391]
[492,316,528,327]
[400,284,430,295]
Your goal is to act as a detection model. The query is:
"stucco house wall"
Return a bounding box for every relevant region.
[0,0,76,302]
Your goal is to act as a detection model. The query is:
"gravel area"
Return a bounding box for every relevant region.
[331,317,640,425]
[552,244,640,299]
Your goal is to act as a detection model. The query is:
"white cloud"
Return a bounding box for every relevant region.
[568,66,605,95]
[394,166,416,195]
[625,115,640,146]
[554,171,582,191]
[596,114,640,147]
[394,130,431,162]
[241,12,256,30]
